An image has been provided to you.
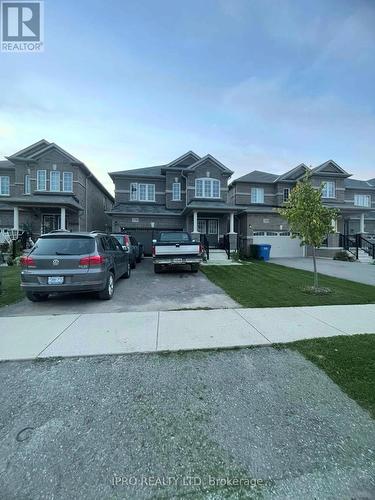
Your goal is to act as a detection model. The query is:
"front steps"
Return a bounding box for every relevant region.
[350,248,374,263]
[202,249,241,266]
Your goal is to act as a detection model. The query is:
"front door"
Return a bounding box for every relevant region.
[198,218,219,248]
[42,215,61,234]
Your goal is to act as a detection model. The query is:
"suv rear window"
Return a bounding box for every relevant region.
[31,237,95,255]
[159,232,190,242]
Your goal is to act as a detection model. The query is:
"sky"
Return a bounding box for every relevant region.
[0,0,375,193]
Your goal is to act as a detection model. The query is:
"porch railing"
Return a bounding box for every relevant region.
[357,234,375,259]
[339,233,375,260]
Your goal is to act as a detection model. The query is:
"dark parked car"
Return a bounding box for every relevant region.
[20,232,131,302]
[112,233,144,267]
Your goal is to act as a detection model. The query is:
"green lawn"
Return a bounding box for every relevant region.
[0,265,24,308]
[202,261,375,307]
[282,334,375,418]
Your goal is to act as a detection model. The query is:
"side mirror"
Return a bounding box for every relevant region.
[152,239,157,244]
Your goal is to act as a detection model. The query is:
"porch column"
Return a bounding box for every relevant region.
[60,207,66,230]
[13,206,19,231]
[229,212,235,233]
[360,213,365,234]
[193,211,198,233]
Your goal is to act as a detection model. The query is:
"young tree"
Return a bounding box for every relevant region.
[278,174,339,290]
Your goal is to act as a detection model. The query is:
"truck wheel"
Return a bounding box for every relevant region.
[154,264,162,274]
[98,272,115,300]
[26,292,49,302]
[191,264,200,273]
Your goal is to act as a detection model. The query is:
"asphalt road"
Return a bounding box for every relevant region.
[1,347,374,499]
[0,258,238,317]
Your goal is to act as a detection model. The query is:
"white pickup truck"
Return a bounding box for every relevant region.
[152,231,203,273]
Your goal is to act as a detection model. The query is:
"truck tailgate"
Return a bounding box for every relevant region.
[154,244,200,256]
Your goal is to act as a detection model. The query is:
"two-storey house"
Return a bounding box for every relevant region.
[0,140,114,238]
[108,151,238,254]
[229,160,375,257]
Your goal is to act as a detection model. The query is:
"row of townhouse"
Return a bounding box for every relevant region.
[0,141,374,256]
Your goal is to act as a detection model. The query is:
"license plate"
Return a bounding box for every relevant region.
[173,258,183,263]
[48,276,64,285]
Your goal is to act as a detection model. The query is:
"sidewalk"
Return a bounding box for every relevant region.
[1,304,374,361]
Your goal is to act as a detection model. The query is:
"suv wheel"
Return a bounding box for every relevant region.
[122,261,131,279]
[26,292,49,302]
[98,272,114,300]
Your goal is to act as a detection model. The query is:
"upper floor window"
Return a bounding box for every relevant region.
[63,172,73,192]
[322,181,335,198]
[37,170,47,191]
[172,182,181,201]
[195,178,220,198]
[283,188,290,202]
[0,176,10,195]
[251,187,264,204]
[354,194,371,207]
[130,182,155,202]
[50,171,60,192]
[24,174,31,194]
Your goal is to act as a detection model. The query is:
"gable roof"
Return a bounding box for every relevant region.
[109,165,165,178]
[232,170,279,184]
[165,151,201,168]
[310,160,350,177]
[5,140,114,202]
[0,160,14,170]
[368,178,375,186]
[8,139,50,159]
[186,154,233,174]
[275,163,309,182]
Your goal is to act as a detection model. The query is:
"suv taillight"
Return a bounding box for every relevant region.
[124,235,130,247]
[199,243,203,254]
[20,256,36,268]
[79,255,105,267]
[152,245,155,257]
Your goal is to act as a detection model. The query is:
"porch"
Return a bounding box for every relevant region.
[4,197,83,239]
[181,202,238,250]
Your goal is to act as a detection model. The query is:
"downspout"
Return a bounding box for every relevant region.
[85,172,92,231]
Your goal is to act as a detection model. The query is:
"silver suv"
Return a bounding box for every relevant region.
[20,232,131,302]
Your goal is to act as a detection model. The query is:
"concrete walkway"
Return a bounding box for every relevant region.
[270,257,375,286]
[1,304,374,361]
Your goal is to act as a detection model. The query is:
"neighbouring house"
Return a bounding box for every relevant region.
[108,151,238,255]
[229,161,375,258]
[0,140,114,239]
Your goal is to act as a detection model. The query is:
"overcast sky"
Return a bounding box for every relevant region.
[1,0,374,193]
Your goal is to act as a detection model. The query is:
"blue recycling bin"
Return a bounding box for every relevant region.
[258,244,271,261]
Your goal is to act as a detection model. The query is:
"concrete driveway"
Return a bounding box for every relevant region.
[0,258,238,317]
[271,257,375,286]
[1,348,374,499]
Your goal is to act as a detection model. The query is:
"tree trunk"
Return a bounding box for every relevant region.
[312,246,318,289]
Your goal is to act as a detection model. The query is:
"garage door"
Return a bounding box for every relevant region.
[252,231,305,258]
[128,227,183,256]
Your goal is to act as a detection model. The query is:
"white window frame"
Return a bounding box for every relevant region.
[322,181,336,199]
[63,172,73,192]
[283,187,290,202]
[251,187,264,204]
[50,170,61,192]
[24,174,31,194]
[172,182,181,201]
[130,182,155,202]
[0,176,10,196]
[195,178,221,199]
[354,194,370,207]
[37,170,47,191]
